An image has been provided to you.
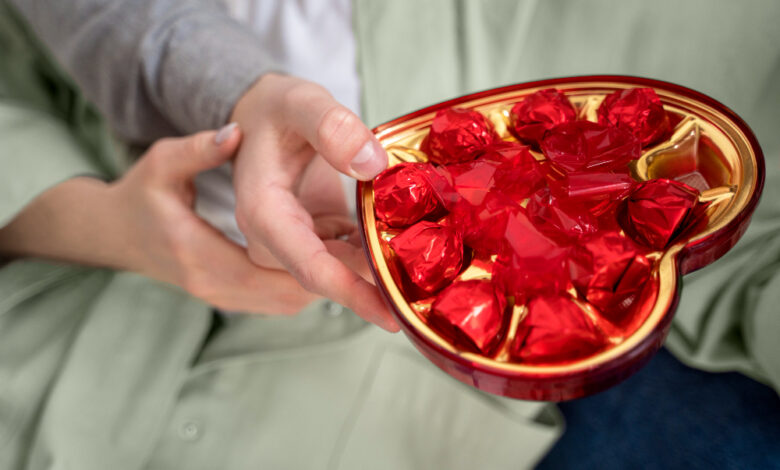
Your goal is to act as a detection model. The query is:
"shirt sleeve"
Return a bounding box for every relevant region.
[8,0,277,144]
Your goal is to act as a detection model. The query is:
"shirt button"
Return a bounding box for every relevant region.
[179,421,201,441]
[325,301,346,317]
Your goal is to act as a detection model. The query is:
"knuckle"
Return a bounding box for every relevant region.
[293,264,318,294]
[317,106,361,154]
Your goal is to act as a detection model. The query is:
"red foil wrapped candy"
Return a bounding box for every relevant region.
[541,121,641,173]
[421,107,498,164]
[546,170,637,218]
[549,171,635,202]
[526,188,599,243]
[389,221,464,294]
[480,142,547,201]
[569,231,653,324]
[509,88,577,146]
[431,159,501,207]
[448,192,521,256]
[598,88,671,147]
[429,280,507,354]
[511,295,606,363]
[620,179,701,250]
[373,162,441,227]
[493,208,571,298]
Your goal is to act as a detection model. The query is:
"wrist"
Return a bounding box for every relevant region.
[0,177,119,268]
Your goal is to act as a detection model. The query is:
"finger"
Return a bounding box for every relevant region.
[240,239,288,271]
[312,214,356,240]
[324,239,376,285]
[298,156,350,216]
[188,216,319,314]
[152,123,242,183]
[247,186,398,332]
[284,85,387,180]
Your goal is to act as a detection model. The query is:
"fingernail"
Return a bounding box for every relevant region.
[349,139,387,180]
[215,122,238,145]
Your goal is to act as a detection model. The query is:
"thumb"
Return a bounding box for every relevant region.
[284,84,387,180]
[157,123,242,182]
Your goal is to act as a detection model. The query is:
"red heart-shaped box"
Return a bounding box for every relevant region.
[357,76,764,401]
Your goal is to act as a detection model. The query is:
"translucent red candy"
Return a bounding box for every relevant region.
[429,142,546,208]
[421,107,498,164]
[511,295,605,363]
[548,171,635,202]
[569,231,653,325]
[389,221,464,294]
[598,88,671,147]
[373,162,441,227]
[620,179,700,249]
[526,188,599,243]
[448,192,521,256]
[493,209,571,298]
[509,89,577,146]
[545,170,637,219]
[430,159,501,207]
[479,142,547,201]
[430,280,507,354]
[541,121,641,173]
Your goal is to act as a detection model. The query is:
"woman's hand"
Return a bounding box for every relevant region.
[0,126,320,315]
[231,73,399,331]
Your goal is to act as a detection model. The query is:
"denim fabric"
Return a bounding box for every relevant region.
[538,348,780,469]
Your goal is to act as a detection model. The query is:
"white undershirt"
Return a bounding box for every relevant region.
[195,0,360,245]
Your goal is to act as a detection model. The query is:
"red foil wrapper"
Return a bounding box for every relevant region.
[511,295,606,363]
[389,221,464,294]
[509,88,577,146]
[429,280,507,354]
[373,162,441,227]
[429,142,545,208]
[493,208,571,298]
[549,171,635,202]
[432,159,501,207]
[449,192,521,256]
[620,179,701,249]
[546,170,637,218]
[541,121,641,173]
[569,231,653,324]
[421,107,498,164]
[480,142,547,201]
[526,188,599,243]
[598,88,671,147]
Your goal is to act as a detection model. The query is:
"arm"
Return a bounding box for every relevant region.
[8,0,398,331]
[9,0,276,143]
[0,125,320,314]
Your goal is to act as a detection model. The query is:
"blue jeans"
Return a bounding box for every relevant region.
[537,348,780,469]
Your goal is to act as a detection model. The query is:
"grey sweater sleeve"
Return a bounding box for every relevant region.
[9,0,276,143]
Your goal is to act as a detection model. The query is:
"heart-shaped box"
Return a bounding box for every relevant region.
[357,76,764,401]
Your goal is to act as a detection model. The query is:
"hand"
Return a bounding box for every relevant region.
[0,126,319,314]
[231,73,399,332]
